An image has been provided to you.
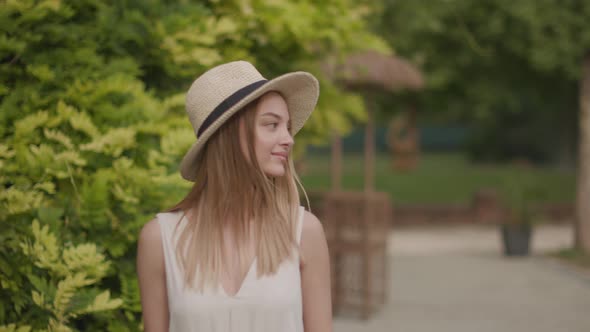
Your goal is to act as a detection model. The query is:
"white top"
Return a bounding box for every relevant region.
[156,206,305,332]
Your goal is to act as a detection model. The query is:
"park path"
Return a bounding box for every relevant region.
[333,224,590,332]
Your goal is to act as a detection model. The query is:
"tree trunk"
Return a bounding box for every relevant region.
[364,97,375,193]
[331,132,342,191]
[576,52,590,253]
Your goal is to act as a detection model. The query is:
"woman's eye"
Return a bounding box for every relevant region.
[266,123,278,128]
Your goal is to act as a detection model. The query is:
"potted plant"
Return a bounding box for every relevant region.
[501,200,534,256]
[499,166,543,257]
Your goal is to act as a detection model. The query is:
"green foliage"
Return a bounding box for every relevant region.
[205,0,387,153]
[18,220,122,331]
[552,248,590,269]
[376,0,590,163]
[0,220,121,332]
[1,0,385,330]
[499,167,545,225]
[0,325,32,332]
[301,152,575,205]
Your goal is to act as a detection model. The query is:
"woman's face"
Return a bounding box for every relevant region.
[241,92,294,177]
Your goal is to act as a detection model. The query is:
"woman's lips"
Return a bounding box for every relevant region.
[272,152,287,160]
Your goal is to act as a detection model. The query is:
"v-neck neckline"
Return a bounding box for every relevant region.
[219,257,257,298]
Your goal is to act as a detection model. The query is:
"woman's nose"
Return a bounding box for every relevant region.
[281,128,294,147]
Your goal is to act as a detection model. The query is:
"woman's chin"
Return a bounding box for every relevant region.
[263,165,286,178]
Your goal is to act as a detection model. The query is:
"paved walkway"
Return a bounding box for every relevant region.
[333,224,590,332]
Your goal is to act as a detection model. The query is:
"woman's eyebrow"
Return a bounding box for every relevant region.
[260,112,288,121]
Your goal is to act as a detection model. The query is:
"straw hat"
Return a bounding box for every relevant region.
[180,61,320,181]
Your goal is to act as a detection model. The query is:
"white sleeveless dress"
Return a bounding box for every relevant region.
[156,206,305,332]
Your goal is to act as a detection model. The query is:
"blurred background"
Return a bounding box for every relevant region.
[1,0,590,331]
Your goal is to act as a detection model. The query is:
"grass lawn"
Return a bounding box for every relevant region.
[299,152,576,205]
[549,248,590,271]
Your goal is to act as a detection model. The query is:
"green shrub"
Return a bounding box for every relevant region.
[1,0,385,330]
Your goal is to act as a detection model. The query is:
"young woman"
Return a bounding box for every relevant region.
[136,61,332,332]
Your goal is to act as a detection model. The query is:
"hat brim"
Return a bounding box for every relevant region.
[180,71,319,181]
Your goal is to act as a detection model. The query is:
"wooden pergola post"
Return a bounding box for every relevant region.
[321,51,424,319]
[331,131,342,191]
[364,96,376,193]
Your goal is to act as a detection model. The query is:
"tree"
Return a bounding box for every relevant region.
[579,53,590,252]
[376,0,590,252]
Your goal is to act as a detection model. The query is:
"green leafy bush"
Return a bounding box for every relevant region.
[1,0,385,330]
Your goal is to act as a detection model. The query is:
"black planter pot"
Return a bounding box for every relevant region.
[501,224,532,256]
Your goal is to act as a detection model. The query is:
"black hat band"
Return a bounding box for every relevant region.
[197,79,269,138]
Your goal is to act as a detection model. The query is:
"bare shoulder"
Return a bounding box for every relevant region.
[138,217,162,247]
[301,210,325,237]
[137,216,169,330]
[137,216,166,278]
[137,217,165,268]
[300,210,328,253]
[300,210,333,331]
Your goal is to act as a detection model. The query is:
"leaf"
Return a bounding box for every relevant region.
[160,127,194,158]
[68,111,99,138]
[53,272,94,320]
[1,188,45,215]
[54,150,86,167]
[43,128,74,150]
[14,111,49,139]
[111,184,139,204]
[22,220,67,275]
[27,274,55,299]
[62,243,110,279]
[26,64,55,82]
[31,290,46,308]
[0,144,16,159]
[63,288,100,317]
[79,175,110,229]
[0,324,32,332]
[34,182,57,195]
[76,290,123,315]
[79,128,136,157]
[47,318,71,332]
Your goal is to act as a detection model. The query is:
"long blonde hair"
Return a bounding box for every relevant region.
[167,94,304,292]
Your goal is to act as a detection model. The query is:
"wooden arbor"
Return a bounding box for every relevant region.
[325,50,425,190]
[321,51,424,319]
